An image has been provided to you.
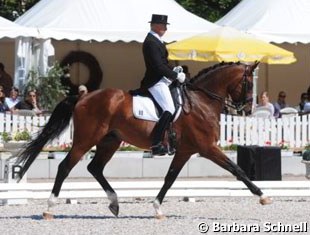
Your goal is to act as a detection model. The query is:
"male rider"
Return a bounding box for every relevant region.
[140,14,186,155]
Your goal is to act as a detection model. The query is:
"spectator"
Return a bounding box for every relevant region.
[78,85,88,97]
[304,101,310,113]
[0,62,13,97]
[14,90,42,115]
[5,87,20,110]
[304,87,310,113]
[296,92,308,112]
[257,91,275,116]
[0,86,9,112]
[273,91,288,118]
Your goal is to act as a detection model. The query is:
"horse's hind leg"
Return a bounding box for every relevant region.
[46,146,88,217]
[200,146,272,205]
[87,132,122,217]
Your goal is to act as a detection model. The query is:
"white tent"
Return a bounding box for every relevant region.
[12,0,218,93]
[15,0,217,43]
[0,16,37,39]
[216,0,310,105]
[216,0,310,43]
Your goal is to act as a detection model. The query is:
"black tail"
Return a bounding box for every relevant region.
[15,95,79,180]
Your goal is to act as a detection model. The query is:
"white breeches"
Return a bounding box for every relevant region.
[148,77,175,114]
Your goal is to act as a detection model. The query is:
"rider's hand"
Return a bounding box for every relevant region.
[173,66,183,73]
[176,72,186,83]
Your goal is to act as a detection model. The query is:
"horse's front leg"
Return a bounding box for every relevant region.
[153,151,191,219]
[199,145,272,205]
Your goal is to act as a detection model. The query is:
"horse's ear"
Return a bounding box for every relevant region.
[250,61,260,73]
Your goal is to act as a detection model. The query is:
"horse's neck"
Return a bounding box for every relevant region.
[193,73,228,98]
[185,87,225,118]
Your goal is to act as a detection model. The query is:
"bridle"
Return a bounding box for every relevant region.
[225,64,253,112]
[183,64,253,112]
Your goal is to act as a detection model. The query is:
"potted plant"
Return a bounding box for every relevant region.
[1,130,31,153]
[25,62,69,112]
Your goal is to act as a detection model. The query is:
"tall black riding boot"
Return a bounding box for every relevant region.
[151,111,173,156]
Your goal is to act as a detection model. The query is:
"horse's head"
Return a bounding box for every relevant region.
[226,61,259,112]
[189,62,259,113]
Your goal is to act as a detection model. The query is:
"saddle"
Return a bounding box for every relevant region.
[129,82,183,155]
[129,82,183,122]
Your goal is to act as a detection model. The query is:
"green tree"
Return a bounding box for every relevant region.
[176,0,241,22]
[1,0,241,22]
[0,0,39,20]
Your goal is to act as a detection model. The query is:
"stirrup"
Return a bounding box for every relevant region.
[167,145,176,155]
[151,143,167,156]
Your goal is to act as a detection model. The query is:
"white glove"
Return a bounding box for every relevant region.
[176,72,186,83]
[173,66,183,73]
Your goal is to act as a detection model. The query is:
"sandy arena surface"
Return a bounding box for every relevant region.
[1,175,310,235]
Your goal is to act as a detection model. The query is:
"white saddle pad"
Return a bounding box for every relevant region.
[132,91,182,122]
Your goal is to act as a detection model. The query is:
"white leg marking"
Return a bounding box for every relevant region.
[107,191,117,203]
[47,193,57,210]
[153,199,163,216]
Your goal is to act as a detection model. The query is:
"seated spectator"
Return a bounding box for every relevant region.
[256,91,275,116]
[0,87,9,112]
[5,87,20,110]
[296,92,308,112]
[78,85,88,97]
[305,86,310,113]
[0,62,13,97]
[273,91,288,118]
[304,101,310,113]
[14,90,42,115]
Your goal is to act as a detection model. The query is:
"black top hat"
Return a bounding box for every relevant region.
[149,14,169,25]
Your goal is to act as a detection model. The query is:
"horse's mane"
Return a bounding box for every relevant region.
[190,61,242,84]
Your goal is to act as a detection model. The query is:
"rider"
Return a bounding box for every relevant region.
[140,14,186,156]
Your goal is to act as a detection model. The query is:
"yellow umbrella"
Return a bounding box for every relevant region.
[167,26,296,64]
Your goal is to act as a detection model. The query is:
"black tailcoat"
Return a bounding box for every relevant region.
[140,33,177,89]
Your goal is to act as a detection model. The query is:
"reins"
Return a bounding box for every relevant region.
[182,63,253,113]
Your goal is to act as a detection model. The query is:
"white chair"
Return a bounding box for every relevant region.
[251,106,273,118]
[17,109,36,116]
[280,107,298,117]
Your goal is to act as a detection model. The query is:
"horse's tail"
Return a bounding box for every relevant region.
[16,95,79,180]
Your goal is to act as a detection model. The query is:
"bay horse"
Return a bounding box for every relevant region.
[15,61,272,219]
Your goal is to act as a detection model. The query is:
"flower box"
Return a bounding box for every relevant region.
[3,141,27,153]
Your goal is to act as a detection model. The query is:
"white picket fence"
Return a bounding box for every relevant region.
[220,113,310,148]
[0,113,73,147]
[1,113,310,149]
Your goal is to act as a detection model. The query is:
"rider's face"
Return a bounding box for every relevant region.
[152,23,167,37]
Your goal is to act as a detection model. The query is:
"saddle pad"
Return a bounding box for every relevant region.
[133,96,159,122]
[133,96,182,122]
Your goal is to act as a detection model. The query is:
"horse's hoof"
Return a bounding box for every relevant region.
[259,196,273,205]
[109,203,119,217]
[43,211,54,220]
[155,214,167,220]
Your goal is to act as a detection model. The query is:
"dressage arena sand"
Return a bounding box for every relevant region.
[0,196,309,235]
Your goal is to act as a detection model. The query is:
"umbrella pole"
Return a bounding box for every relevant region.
[252,65,259,112]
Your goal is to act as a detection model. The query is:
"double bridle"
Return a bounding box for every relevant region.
[184,64,253,112]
